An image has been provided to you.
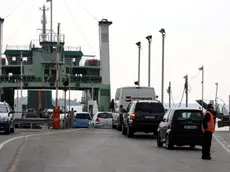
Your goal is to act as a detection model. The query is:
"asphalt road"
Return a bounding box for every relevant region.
[0,129,230,172]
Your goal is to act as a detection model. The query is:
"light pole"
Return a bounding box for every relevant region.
[20,52,23,103]
[68,58,75,112]
[199,66,204,111]
[146,35,152,87]
[215,82,218,110]
[159,28,166,104]
[136,41,141,86]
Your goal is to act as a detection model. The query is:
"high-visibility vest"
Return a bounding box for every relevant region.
[202,111,215,133]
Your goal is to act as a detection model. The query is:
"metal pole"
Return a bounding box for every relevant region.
[215,83,218,110]
[146,35,152,87]
[50,0,53,41]
[64,89,66,117]
[136,42,141,86]
[20,52,23,105]
[0,18,4,76]
[91,83,94,101]
[168,82,171,108]
[161,34,165,104]
[17,88,19,112]
[55,23,60,107]
[68,64,71,112]
[199,66,204,111]
[184,75,188,107]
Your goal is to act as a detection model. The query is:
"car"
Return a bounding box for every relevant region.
[74,112,91,128]
[122,100,165,138]
[92,112,113,128]
[0,101,15,135]
[157,108,204,149]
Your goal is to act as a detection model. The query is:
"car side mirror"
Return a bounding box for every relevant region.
[8,110,15,117]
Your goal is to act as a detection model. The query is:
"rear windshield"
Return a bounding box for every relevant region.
[76,113,90,119]
[98,113,113,118]
[0,104,8,113]
[174,110,203,121]
[27,109,34,112]
[135,102,165,113]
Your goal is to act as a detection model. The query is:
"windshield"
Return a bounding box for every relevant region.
[135,102,165,113]
[0,104,8,113]
[174,110,203,121]
[76,113,90,119]
[98,113,113,118]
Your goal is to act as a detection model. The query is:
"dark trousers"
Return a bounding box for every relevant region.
[202,131,212,157]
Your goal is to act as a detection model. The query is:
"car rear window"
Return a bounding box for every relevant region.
[98,113,113,118]
[135,102,165,113]
[174,110,203,121]
[76,113,90,119]
[0,104,8,113]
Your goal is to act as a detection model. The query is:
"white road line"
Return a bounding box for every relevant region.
[213,133,230,154]
[0,129,81,151]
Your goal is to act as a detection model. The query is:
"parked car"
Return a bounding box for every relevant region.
[157,108,204,149]
[74,112,91,128]
[92,112,113,128]
[0,101,15,135]
[122,100,165,137]
[25,109,39,118]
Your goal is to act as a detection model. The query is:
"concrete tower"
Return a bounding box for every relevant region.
[98,19,112,110]
[0,17,4,75]
[99,19,112,85]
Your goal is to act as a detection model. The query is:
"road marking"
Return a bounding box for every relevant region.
[0,129,81,151]
[213,133,230,154]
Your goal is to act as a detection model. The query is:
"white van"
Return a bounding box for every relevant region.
[114,86,157,110]
[112,86,157,129]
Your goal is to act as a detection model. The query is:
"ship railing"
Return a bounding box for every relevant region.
[0,75,102,84]
[64,46,81,51]
[39,34,65,43]
[5,45,30,50]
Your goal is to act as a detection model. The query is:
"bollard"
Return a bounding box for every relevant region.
[71,108,74,128]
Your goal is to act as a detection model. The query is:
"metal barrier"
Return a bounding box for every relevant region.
[15,118,52,129]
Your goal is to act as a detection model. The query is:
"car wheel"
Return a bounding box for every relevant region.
[165,134,173,149]
[189,145,195,149]
[4,126,10,135]
[157,132,163,147]
[10,127,15,133]
[127,126,134,138]
[122,124,127,135]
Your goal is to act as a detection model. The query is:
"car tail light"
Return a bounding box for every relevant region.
[75,114,78,118]
[96,117,100,122]
[131,113,136,120]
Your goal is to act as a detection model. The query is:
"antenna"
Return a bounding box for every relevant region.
[40,5,49,42]
[47,0,53,42]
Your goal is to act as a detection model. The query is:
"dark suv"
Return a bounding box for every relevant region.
[157,108,204,149]
[122,100,165,138]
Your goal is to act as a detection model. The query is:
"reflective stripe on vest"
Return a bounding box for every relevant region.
[202,111,215,133]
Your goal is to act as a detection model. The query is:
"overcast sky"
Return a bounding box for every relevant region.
[1,0,230,105]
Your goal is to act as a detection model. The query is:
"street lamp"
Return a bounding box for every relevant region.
[199,65,204,111]
[69,58,75,112]
[136,41,141,86]
[215,82,218,110]
[146,35,152,87]
[159,28,166,104]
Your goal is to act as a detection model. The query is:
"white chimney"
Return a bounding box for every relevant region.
[0,17,4,75]
[98,19,112,85]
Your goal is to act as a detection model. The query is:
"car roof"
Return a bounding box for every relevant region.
[169,107,202,111]
[0,101,7,105]
[75,112,90,114]
[132,100,161,103]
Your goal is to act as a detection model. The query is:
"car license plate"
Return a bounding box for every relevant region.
[184,125,197,129]
[145,116,155,119]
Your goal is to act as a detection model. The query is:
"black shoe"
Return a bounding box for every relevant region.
[202,156,211,160]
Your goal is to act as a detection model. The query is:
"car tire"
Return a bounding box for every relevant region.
[127,126,134,138]
[157,132,163,147]
[122,124,127,135]
[10,127,15,133]
[4,126,10,135]
[189,145,195,149]
[165,133,173,149]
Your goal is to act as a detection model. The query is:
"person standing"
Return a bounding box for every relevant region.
[202,103,215,160]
